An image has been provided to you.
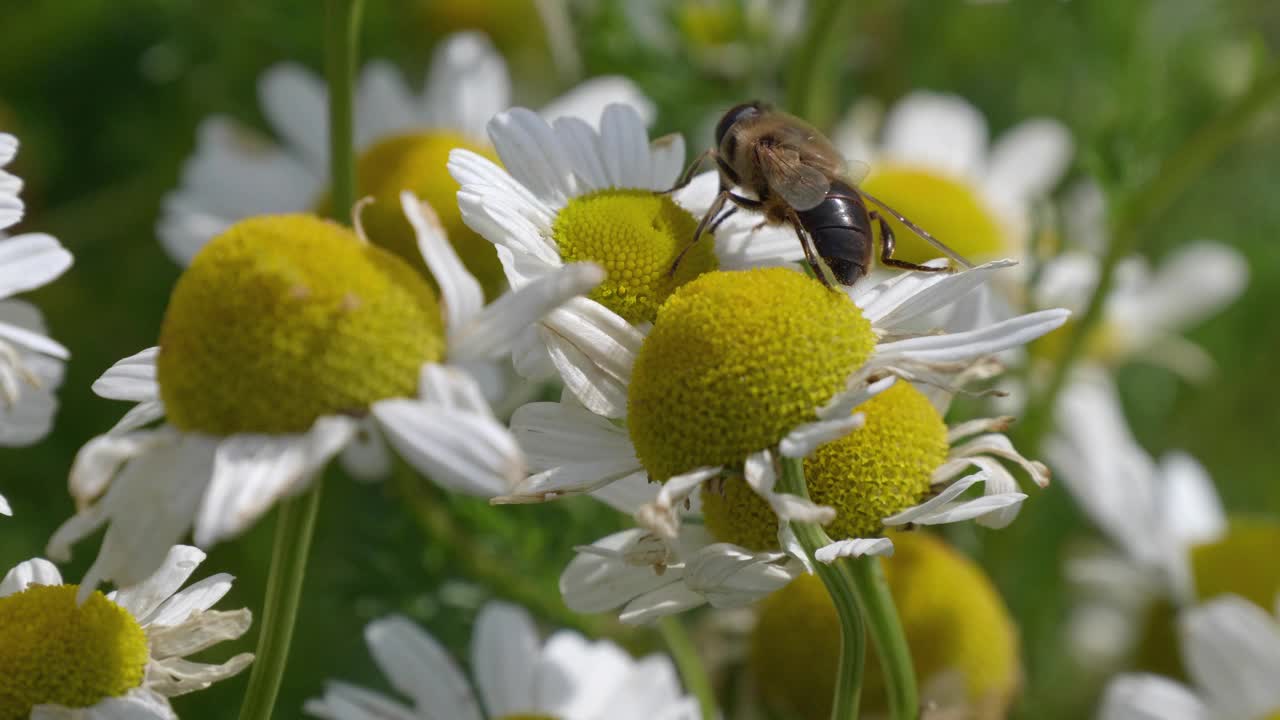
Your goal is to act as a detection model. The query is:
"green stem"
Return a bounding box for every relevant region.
[658,616,718,720]
[778,457,866,720]
[1021,64,1280,446]
[785,0,857,128]
[325,0,364,225]
[236,485,324,720]
[848,553,917,720]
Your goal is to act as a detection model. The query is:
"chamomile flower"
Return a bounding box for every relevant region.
[529,263,1063,621]
[48,193,604,598]
[0,545,252,719]
[304,601,699,720]
[158,31,650,297]
[1098,595,1280,720]
[0,132,74,450]
[834,91,1073,265]
[1032,183,1247,380]
[450,102,808,416]
[750,532,1021,720]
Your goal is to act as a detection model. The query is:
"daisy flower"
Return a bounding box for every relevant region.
[750,531,1021,720]
[1098,595,1280,720]
[48,193,604,598]
[1031,182,1247,381]
[0,132,74,452]
[0,544,252,719]
[834,90,1074,266]
[515,262,1064,621]
[158,31,651,298]
[304,600,699,720]
[450,102,811,417]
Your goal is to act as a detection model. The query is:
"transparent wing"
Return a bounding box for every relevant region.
[845,159,871,185]
[756,143,831,211]
[860,189,975,269]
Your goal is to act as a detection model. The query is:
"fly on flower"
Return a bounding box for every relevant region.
[667,100,976,287]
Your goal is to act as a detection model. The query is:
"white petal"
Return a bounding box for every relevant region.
[540,77,656,129]
[487,107,578,204]
[400,191,485,334]
[818,375,897,421]
[422,32,511,143]
[147,572,236,626]
[684,543,796,608]
[539,297,643,418]
[858,259,1017,329]
[815,538,895,563]
[873,308,1070,363]
[880,91,988,178]
[353,60,419,146]
[510,397,636,469]
[451,262,606,362]
[111,544,206,622]
[0,133,16,166]
[195,417,356,547]
[1098,674,1207,720]
[0,557,62,596]
[1180,596,1280,719]
[365,615,484,720]
[883,472,1019,526]
[598,103,655,189]
[0,314,68,359]
[560,529,679,614]
[339,417,393,481]
[589,471,661,514]
[147,652,254,697]
[982,119,1074,206]
[0,233,73,299]
[619,581,707,624]
[472,602,540,717]
[304,680,418,720]
[0,492,8,516]
[1125,242,1248,334]
[372,398,522,496]
[93,347,160,402]
[780,414,864,458]
[34,688,178,720]
[1158,451,1226,549]
[258,63,329,173]
[69,429,170,505]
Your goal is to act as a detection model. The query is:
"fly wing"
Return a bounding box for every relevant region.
[755,142,832,211]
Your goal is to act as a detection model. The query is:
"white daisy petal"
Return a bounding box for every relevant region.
[305,680,418,720]
[401,191,484,335]
[487,107,578,204]
[561,529,680,614]
[859,259,1017,329]
[451,262,606,362]
[1159,451,1226,549]
[0,493,9,516]
[353,60,419,146]
[599,104,653,189]
[0,558,63,596]
[648,133,686,190]
[983,119,1074,206]
[1128,242,1248,334]
[372,398,521,496]
[147,653,254,697]
[0,133,16,166]
[107,400,167,436]
[540,76,656,129]
[195,416,356,547]
[815,538,895,563]
[92,347,160,402]
[684,543,797,608]
[472,602,540,717]
[147,573,236,627]
[422,32,511,143]
[539,298,644,418]
[818,375,896,421]
[884,472,997,526]
[589,471,662,515]
[110,545,206,622]
[499,464,645,504]
[1098,674,1208,720]
[619,581,707,625]
[1180,596,1280,719]
[0,311,68,359]
[258,63,329,173]
[68,429,173,511]
[873,308,1070,363]
[780,413,865,458]
[339,416,393,481]
[34,688,179,720]
[880,91,988,178]
[511,397,636,468]
[0,233,73,299]
[365,615,485,720]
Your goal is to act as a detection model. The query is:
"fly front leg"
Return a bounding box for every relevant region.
[668,190,728,277]
[873,211,950,273]
[659,148,714,194]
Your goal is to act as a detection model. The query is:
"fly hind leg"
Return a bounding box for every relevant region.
[785,207,836,289]
[873,211,951,273]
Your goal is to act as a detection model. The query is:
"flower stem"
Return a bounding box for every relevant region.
[778,456,866,720]
[325,0,364,225]
[847,552,917,720]
[236,483,324,720]
[658,615,719,720]
[786,0,857,129]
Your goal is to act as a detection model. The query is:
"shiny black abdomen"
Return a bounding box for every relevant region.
[795,180,872,285]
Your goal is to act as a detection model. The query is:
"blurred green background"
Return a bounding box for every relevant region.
[2,1,1278,718]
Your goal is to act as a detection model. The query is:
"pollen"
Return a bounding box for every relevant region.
[700,382,948,550]
[749,532,1021,720]
[551,189,716,324]
[339,131,506,298]
[860,165,1008,264]
[628,267,875,484]
[0,584,150,717]
[158,214,445,436]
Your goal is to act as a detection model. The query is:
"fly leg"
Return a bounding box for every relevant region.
[785,207,836,289]
[873,211,950,273]
[659,148,714,194]
[668,190,727,277]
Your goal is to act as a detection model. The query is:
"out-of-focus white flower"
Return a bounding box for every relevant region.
[305,601,700,719]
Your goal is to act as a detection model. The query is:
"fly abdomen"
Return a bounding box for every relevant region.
[796,181,873,285]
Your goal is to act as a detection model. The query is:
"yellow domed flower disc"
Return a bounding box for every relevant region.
[334,131,506,299]
[750,532,1021,720]
[701,382,948,550]
[551,189,717,324]
[158,214,446,436]
[628,267,875,483]
[1029,319,1126,366]
[860,165,1009,265]
[0,584,150,717]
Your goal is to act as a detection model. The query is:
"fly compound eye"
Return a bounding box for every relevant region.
[714,101,763,146]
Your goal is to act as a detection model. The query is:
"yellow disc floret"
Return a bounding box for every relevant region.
[0,584,150,717]
[628,267,875,483]
[551,189,716,324]
[701,382,948,550]
[860,165,1009,264]
[158,214,445,435]
[343,131,506,298]
[750,532,1021,720]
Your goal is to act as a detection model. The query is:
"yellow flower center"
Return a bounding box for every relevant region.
[628,268,875,483]
[1030,319,1127,366]
[750,532,1020,720]
[551,189,716,324]
[0,584,150,717]
[860,165,1009,264]
[677,4,740,47]
[702,382,949,550]
[158,214,445,435]
[334,131,506,299]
